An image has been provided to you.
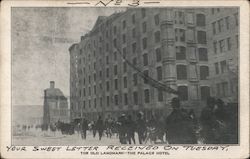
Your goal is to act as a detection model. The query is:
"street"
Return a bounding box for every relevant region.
[13,128,145,146]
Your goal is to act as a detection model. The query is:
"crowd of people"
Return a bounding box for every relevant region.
[22,97,237,144]
[73,97,237,144]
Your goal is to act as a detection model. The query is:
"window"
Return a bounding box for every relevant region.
[187,28,195,41]
[133,73,137,86]
[122,34,126,43]
[123,76,127,88]
[200,66,209,80]
[213,41,217,54]
[106,81,110,91]
[142,21,147,33]
[100,97,103,107]
[143,70,149,83]
[106,56,109,64]
[178,86,188,101]
[144,89,150,103]
[154,31,160,43]
[198,48,208,61]
[106,68,109,78]
[142,8,146,18]
[156,66,162,81]
[234,13,238,26]
[124,93,128,105]
[215,62,219,74]
[177,65,187,80]
[83,101,86,109]
[201,86,210,100]
[114,95,119,105]
[142,37,147,49]
[123,62,127,73]
[106,96,110,106]
[89,75,91,83]
[218,19,224,32]
[154,14,160,25]
[133,91,138,105]
[186,12,194,24]
[227,37,231,50]
[89,87,91,96]
[113,38,117,48]
[132,43,136,53]
[114,79,118,90]
[132,14,135,24]
[212,22,216,34]
[123,20,126,29]
[225,16,230,30]
[99,83,102,90]
[211,8,215,14]
[219,39,225,52]
[158,90,163,102]
[113,26,117,35]
[94,98,97,108]
[89,100,91,108]
[220,60,227,73]
[175,11,184,24]
[155,48,161,62]
[83,88,86,96]
[176,46,186,60]
[114,65,118,75]
[197,31,206,44]
[143,53,148,66]
[132,28,136,38]
[175,29,185,42]
[196,14,206,26]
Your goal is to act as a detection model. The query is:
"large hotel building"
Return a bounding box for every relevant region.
[69,8,237,121]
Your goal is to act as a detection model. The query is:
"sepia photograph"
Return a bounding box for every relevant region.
[11,6,240,146]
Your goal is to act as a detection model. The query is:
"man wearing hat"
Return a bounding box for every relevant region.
[165,97,197,144]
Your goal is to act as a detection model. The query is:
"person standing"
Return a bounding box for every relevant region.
[200,97,219,144]
[95,116,104,140]
[136,112,147,144]
[165,97,197,144]
[80,118,88,140]
[126,115,136,144]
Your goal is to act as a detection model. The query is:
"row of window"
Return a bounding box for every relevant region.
[76,85,211,110]
[211,13,238,35]
[214,60,227,75]
[213,35,238,54]
[78,64,209,99]
[216,82,229,97]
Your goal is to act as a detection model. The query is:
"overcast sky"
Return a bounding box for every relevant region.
[12,7,125,106]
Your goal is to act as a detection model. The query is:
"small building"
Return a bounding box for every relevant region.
[43,81,69,126]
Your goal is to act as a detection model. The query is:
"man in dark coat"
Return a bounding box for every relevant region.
[117,114,127,144]
[136,112,147,144]
[165,97,197,144]
[200,97,219,144]
[95,116,104,140]
[126,115,136,144]
[80,118,88,140]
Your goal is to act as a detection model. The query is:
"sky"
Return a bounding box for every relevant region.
[12,7,125,106]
